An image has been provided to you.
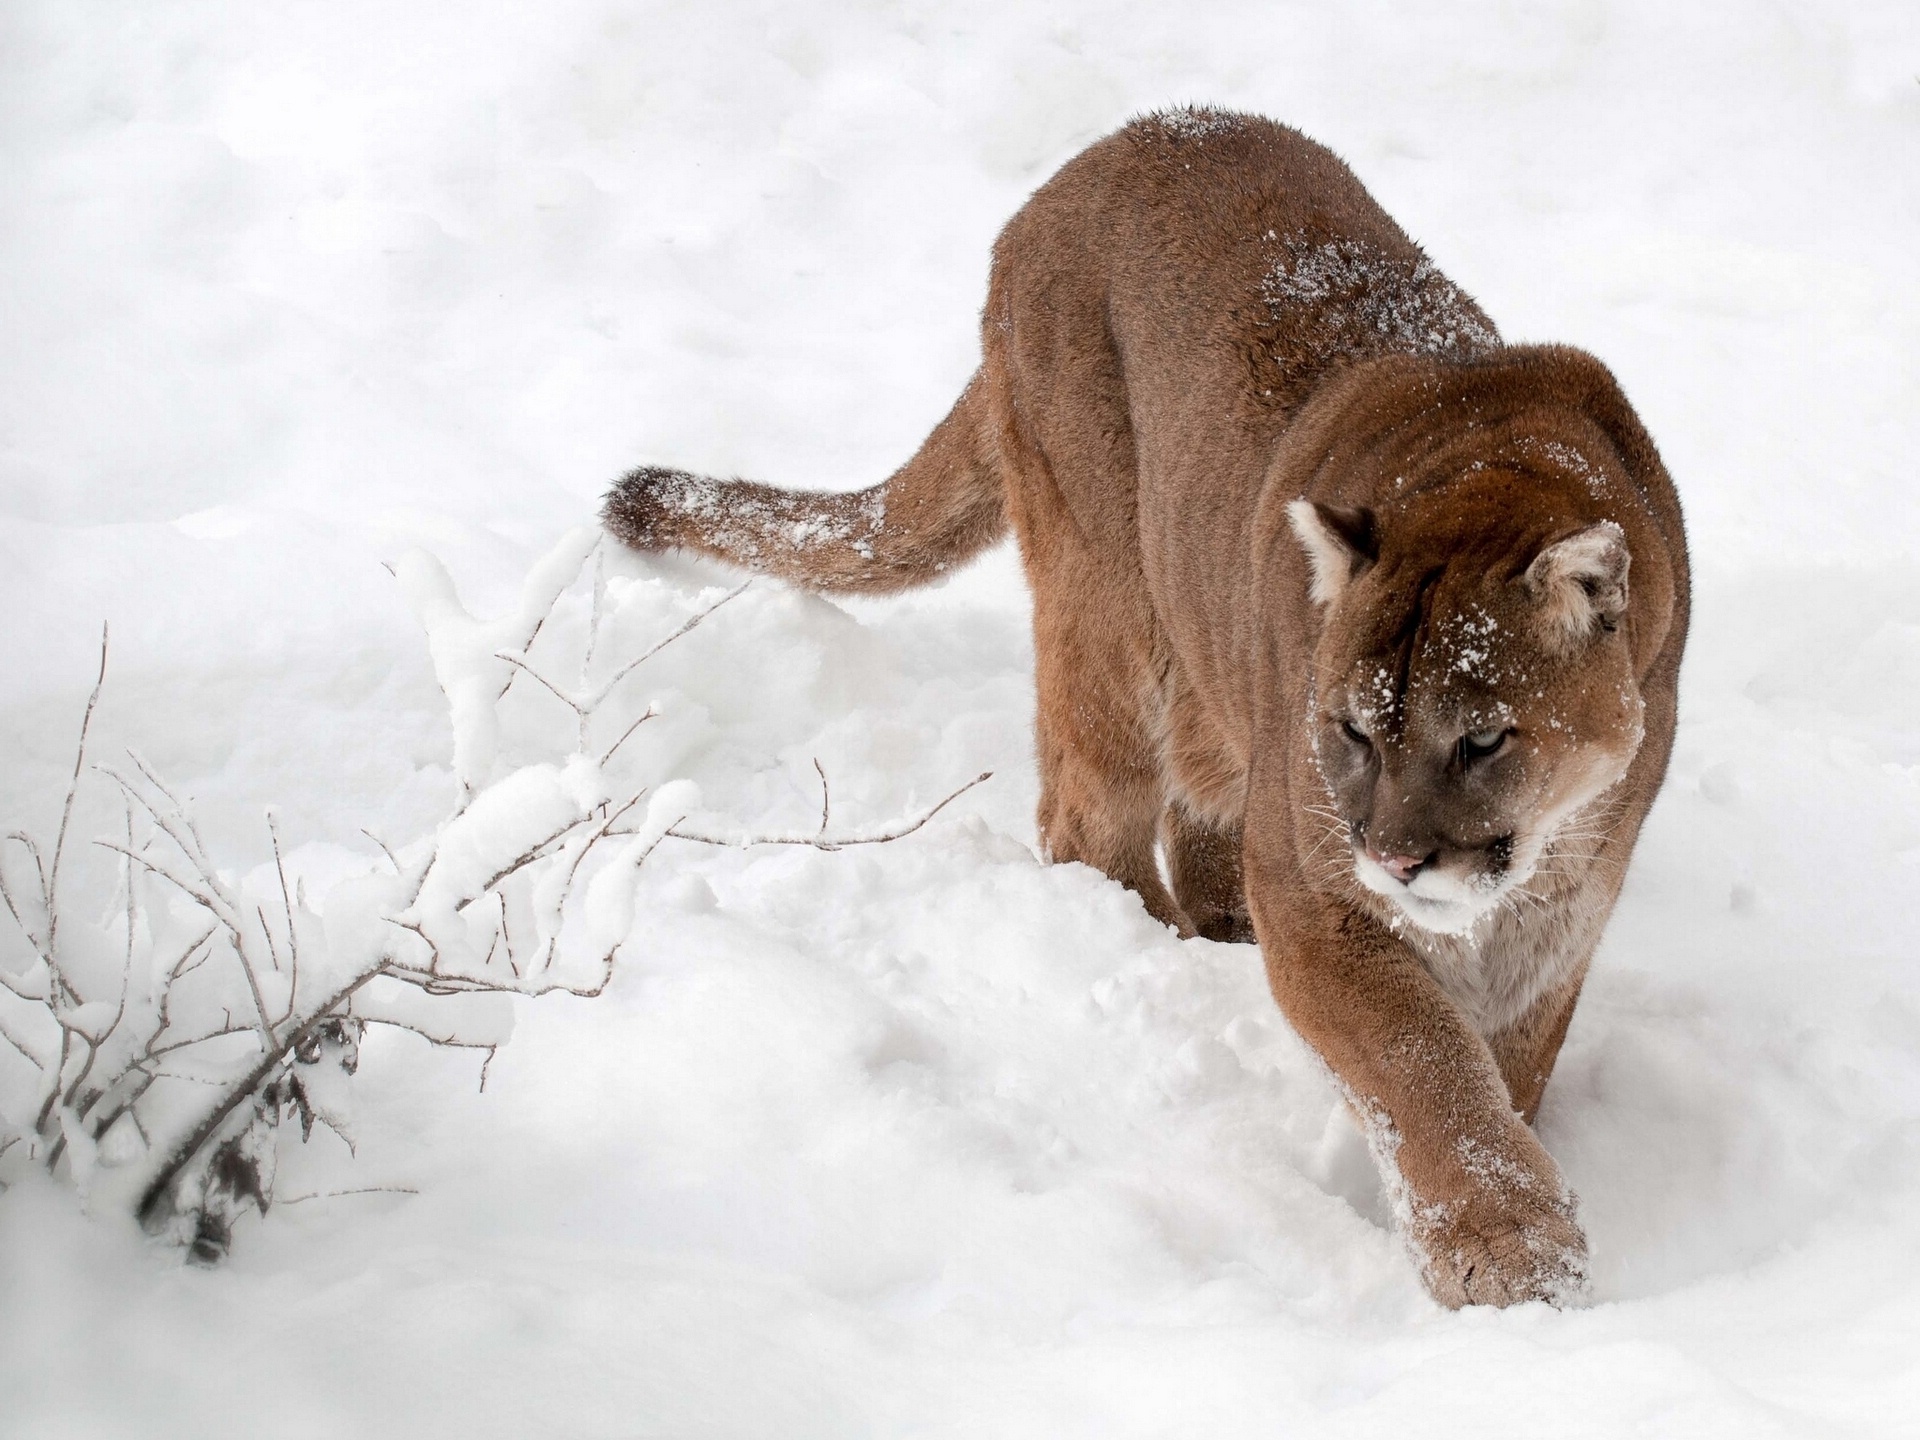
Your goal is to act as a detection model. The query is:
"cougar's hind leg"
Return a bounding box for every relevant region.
[1027,583,1184,933]
[977,255,1180,932]
[1163,807,1254,943]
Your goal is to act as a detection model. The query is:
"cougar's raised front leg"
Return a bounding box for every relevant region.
[1244,809,1589,1307]
[1163,806,1253,942]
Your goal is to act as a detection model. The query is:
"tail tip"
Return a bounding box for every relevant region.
[602,465,695,552]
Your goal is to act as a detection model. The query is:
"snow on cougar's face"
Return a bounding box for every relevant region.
[1299,487,1646,938]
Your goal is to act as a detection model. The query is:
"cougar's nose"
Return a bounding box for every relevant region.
[1366,846,1431,884]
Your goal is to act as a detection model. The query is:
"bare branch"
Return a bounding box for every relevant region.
[450,815,594,911]
[581,581,748,714]
[499,894,521,979]
[380,957,613,1001]
[491,651,582,715]
[256,905,282,976]
[90,1071,157,1138]
[96,772,240,942]
[359,1016,496,1049]
[0,1014,46,1070]
[361,828,401,873]
[146,1024,263,1060]
[558,793,646,897]
[60,797,139,1114]
[0,964,43,1004]
[118,794,134,986]
[383,918,442,978]
[597,705,658,766]
[92,841,242,954]
[2,832,53,965]
[125,750,215,877]
[665,771,993,853]
[47,623,109,955]
[0,849,39,954]
[814,758,831,840]
[150,926,218,1045]
[33,1027,75,1146]
[268,811,300,988]
[232,918,279,1048]
[583,540,607,672]
[278,1185,419,1206]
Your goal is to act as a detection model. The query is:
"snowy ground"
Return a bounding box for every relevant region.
[4,1,1920,1435]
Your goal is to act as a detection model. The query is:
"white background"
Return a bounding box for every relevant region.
[2,1,1918,1434]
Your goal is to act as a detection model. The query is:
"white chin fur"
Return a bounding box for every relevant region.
[1353,851,1501,936]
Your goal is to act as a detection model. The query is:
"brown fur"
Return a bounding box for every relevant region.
[603,108,1689,1308]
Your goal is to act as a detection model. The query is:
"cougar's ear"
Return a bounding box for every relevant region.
[1524,521,1629,647]
[1287,501,1378,606]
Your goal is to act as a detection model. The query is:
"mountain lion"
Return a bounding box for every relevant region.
[603,108,1689,1308]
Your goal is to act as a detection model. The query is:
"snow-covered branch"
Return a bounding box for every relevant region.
[0,530,989,1263]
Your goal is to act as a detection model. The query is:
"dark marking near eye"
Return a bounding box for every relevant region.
[1487,834,1514,874]
[1383,566,1446,726]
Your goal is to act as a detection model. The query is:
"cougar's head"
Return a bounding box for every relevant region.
[1287,486,1645,936]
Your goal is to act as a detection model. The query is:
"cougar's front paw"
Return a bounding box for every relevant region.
[1193,907,1257,944]
[1413,1190,1590,1309]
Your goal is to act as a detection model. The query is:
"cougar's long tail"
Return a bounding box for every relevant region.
[602,371,1007,595]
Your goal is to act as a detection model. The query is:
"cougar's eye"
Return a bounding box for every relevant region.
[1341,719,1371,747]
[1459,728,1511,764]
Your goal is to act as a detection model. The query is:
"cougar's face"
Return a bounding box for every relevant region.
[1291,500,1646,937]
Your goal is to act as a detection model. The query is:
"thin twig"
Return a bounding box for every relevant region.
[0,868,29,955]
[577,581,749,715]
[0,832,50,948]
[3,831,65,998]
[92,838,242,953]
[33,1027,74,1144]
[0,963,42,1004]
[268,812,300,1015]
[150,926,218,1043]
[558,794,647,897]
[492,652,580,714]
[664,771,992,853]
[83,1070,158,1147]
[47,623,109,956]
[232,925,279,1049]
[500,891,521,978]
[146,1024,263,1060]
[582,541,607,672]
[60,796,137,1113]
[598,706,658,766]
[277,1184,419,1206]
[362,829,401,874]
[379,957,613,1001]
[125,751,214,878]
[450,816,594,911]
[0,1015,45,1069]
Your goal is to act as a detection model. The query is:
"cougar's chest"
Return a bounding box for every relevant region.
[1403,881,1611,1039]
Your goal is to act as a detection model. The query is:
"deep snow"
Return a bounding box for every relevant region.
[3,1,1920,1435]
